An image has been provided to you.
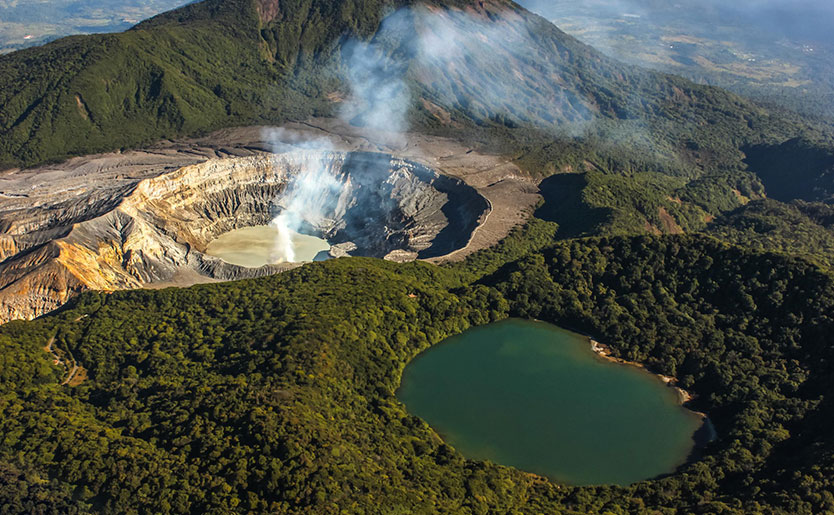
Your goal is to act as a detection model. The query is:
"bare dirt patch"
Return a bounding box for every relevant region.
[658,207,684,234]
[731,188,751,205]
[644,221,663,236]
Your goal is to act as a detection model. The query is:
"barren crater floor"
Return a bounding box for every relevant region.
[0,145,492,322]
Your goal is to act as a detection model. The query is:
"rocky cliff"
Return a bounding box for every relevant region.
[0,151,488,322]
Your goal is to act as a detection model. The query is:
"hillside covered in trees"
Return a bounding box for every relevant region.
[1,222,834,513]
[0,0,832,187]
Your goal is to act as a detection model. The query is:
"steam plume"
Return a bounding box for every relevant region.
[262,130,347,263]
[340,38,411,147]
[262,5,606,261]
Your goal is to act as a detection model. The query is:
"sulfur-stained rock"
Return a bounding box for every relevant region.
[383,250,419,263]
[0,151,488,323]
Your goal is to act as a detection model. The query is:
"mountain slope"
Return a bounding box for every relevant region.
[0,0,828,183]
[0,0,353,167]
[707,199,834,269]
[2,235,834,512]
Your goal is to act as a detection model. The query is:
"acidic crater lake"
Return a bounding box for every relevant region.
[205,225,330,267]
[397,319,710,486]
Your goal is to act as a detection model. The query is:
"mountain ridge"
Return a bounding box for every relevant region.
[0,0,826,180]
[3,3,834,512]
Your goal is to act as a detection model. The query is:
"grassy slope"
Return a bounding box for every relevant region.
[0,0,320,167]
[0,0,427,168]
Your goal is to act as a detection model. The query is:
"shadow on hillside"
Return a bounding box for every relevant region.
[743,139,834,204]
[534,173,611,239]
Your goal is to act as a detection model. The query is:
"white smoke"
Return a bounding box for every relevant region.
[262,12,416,262]
[339,38,411,147]
[262,5,603,262]
[262,129,346,263]
[269,214,296,263]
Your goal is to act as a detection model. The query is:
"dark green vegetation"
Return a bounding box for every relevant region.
[0,259,507,513]
[707,199,834,270]
[2,223,834,513]
[743,139,834,203]
[485,233,834,513]
[0,0,304,168]
[1,0,832,184]
[398,319,704,486]
[535,168,763,236]
[532,162,834,269]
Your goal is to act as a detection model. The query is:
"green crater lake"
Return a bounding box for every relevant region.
[397,319,706,485]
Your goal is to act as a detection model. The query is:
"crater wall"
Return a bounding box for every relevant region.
[0,152,488,322]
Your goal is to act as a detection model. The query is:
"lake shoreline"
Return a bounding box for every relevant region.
[585,335,718,474]
[588,338,701,413]
[399,318,708,485]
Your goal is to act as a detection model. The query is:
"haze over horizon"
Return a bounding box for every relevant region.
[518,0,834,117]
[5,0,833,119]
[0,0,189,53]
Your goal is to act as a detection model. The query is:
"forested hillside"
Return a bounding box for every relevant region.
[1,226,833,513]
[707,199,834,270]
[0,0,830,184]
[485,231,834,513]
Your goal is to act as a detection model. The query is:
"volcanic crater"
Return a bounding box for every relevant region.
[0,151,488,322]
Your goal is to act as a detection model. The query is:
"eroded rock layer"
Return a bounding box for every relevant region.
[0,152,488,322]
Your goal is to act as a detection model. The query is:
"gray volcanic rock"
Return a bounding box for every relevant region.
[328,242,358,259]
[0,151,488,322]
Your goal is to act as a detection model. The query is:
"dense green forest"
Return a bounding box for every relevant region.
[1,0,833,187]
[1,218,833,513]
[3,0,834,512]
[707,199,834,270]
[530,161,834,268]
